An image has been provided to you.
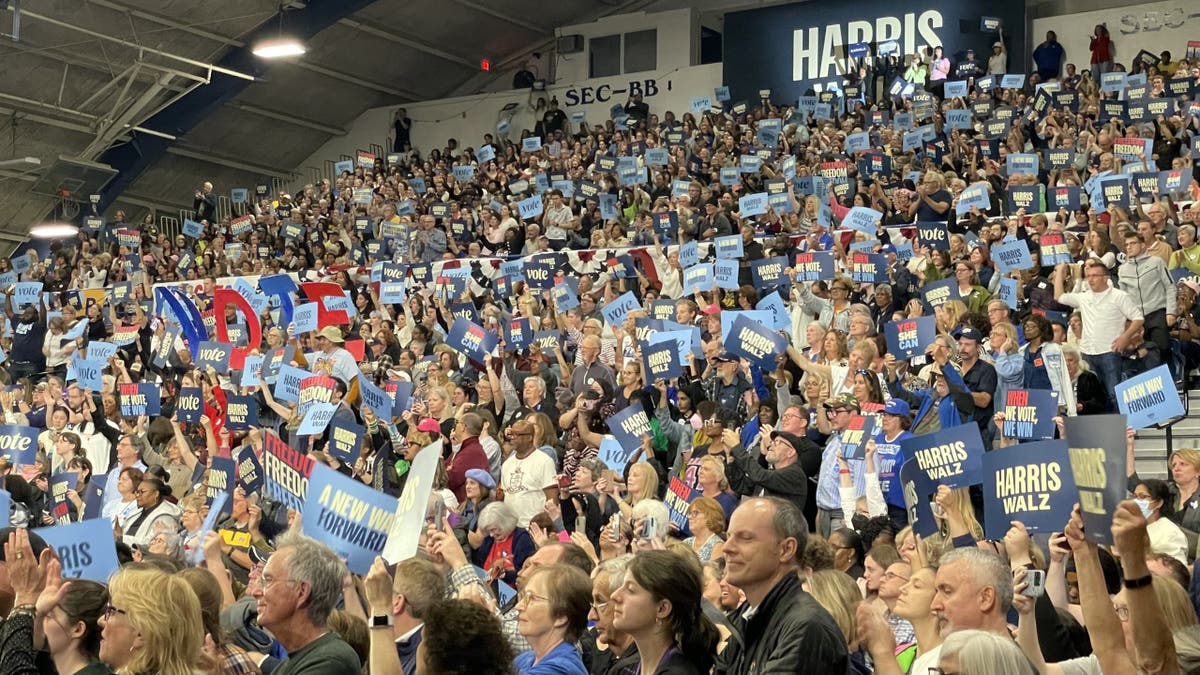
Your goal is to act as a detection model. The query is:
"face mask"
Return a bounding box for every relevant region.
[1135,498,1154,519]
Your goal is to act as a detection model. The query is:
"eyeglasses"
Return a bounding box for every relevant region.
[883,571,910,583]
[516,590,549,606]
[257,574,303,591]
[102,604,127,620]
[591,600,609,612]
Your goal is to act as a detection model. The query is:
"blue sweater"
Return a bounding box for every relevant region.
[514,642,589,675]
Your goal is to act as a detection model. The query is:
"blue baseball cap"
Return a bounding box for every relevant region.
[881,399,911,417]
[953,326,983,343]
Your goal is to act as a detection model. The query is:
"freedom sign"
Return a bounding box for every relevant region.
[304,463,398,575]
[982,439,1078,540]
[1116,364,1184,429]
[1064,415,1128,545]
[1001,389,1058,440]
[899,423,985,489]
[884,316,935,361]
[263,431,315,513]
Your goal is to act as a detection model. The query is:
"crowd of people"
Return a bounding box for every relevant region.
[0,23,1196,675]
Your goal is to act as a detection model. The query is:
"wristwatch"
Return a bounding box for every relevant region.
[370,614,393,629]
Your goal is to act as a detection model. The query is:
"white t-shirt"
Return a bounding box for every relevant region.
[911,644,942,675]
[501,450,556,527]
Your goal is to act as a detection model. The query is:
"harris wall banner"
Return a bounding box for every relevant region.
[722,0,1026,101]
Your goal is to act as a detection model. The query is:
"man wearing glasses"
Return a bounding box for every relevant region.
[814,394,867,537]
[500,420,557,527]
[720,425,814,516]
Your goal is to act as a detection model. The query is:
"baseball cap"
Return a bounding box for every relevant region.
[882,399,911,417]
[953,326,983,343]
[712,351,740,363]
[823,393,860,410]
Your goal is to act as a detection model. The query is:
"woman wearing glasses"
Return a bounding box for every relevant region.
[610,550,719,675]
[100,566,206,674]
[119,476,181,549]
[514,564,592,675]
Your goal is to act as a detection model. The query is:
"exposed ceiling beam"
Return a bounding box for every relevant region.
[226,102,345,136]
[336,18,477,69]
[165,145,297,179]
[113,191,194,214]
[290,60,419,100]
[444,0,553,35]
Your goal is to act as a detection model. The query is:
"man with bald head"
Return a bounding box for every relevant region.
[569,334,615,396]
[416,214,447,263]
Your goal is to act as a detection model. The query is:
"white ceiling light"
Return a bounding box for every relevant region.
[30,223,79,239]
[252,36,306,59]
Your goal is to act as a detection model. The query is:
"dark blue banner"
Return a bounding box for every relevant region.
[982,439,1077,539]
[899,423,985,489]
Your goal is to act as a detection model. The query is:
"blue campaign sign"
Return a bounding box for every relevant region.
[236,446,264,495]
[982,439,1078,540]
[645,148,669,166]
[504,317,533,351]
[1098,176,1131,209]
[12,281,41,309]
[176,386,203,424]
[682,263,714,296]
[899,423,985,489]
[328,418,365,465]
[998,277,1018,310]
[726,313,788,371]
[304,463,398,575]
[599,193,619,220]
[1039,232,1072,265]
[750,256,788,289]
[70,355,103,391]
[298,402,338,436]
[851,253,888,284]
[1117,364,1184,429]
[845,131,870,153]
[379,282,407,305]
[921,278,960,309]
[552,282,579,312]
[196,340,232,374]
[182,219,204,238]
[991,238,1033,273]
[518,196,544,220]
[720,166,739,187]
[601,291,640,328]
[739,192,768,217]
[522,136,542,152]
[714,85,731,101]
[739,155,763,174]
[1002,389,1059,439]
[840,415,878,460]
[946,109,971,130]
[955,183,992,215]
[1064,415,1129,545]
[714,235,743,260]
[884,316,936,361]
[713,260,739,290]
[37,519,120,582]
[843,206,882,233]
[944,80,969,98]
[900,460,940,537]
[358,377,394,422]
[1050,185,1081,211]
[756,292,791,332]
[1046,149,1075,169]
[1100,71,1126,92]
[598,436,634,472]
[522,257,554,290]
[273,364,310,403]
[292,302,318,334]
[641,339,682,382]
[1001,73,1025,89]
[81,475,105,521]
[225,394,259,431]
[916,222,949,250]
[1006,153,1039,175]
[1007,185,1043,213]
[445,318,498,365]
[609,402,653,453]
[793,251,834,282]
[679,241,699,269]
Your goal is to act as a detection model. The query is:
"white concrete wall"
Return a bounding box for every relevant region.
[1031,1,1199,72]
[290,62,723,186]
[553,8,700,83]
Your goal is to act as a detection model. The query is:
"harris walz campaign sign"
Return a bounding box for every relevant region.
[722,0,1026,101]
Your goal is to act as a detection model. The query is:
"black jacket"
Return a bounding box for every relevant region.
[725,444,810,518]
[716,574,848,675]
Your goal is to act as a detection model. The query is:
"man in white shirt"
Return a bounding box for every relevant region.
[499,420,556,527]
[541,191,573,250]
[1054,260,1144,411]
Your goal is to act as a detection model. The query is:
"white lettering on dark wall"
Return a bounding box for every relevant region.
[792,11,944,82]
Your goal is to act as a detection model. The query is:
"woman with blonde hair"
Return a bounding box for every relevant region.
[696,455,738,523]
[934,299,967,334]
[988,321,1023,412]
[803,569,863,654]
[603,461,659,522]
[100,566,206,674]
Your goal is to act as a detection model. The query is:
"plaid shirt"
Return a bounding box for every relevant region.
[220,643,263,675]
[448,564,531,654]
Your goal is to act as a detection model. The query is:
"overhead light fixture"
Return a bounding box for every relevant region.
[253,2,306,59]
[30,223,78,239]
[252,36,306,58]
